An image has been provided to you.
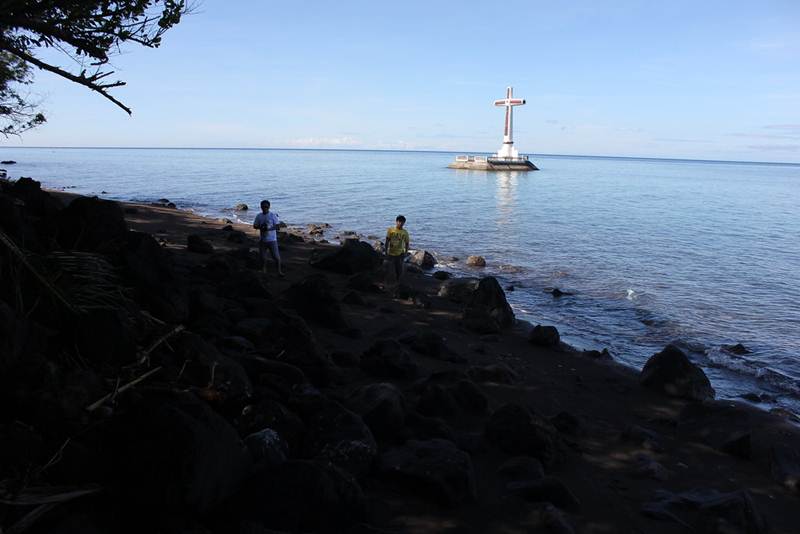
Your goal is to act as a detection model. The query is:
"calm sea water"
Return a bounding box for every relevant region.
[3,147,800,413]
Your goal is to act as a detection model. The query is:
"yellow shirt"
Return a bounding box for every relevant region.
[386,227,409,256]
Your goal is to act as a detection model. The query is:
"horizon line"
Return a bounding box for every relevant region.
[1,145,799,167]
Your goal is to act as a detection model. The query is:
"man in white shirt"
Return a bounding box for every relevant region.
[253,199,285,276]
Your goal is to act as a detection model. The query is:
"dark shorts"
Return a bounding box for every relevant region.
[259,240,280,262]
[387,253,404,278]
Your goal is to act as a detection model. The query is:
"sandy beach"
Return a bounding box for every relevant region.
[2,177,800,533]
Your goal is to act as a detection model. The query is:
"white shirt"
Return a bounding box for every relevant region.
[254,211,281,242]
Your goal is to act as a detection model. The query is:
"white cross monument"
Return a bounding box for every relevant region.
[493,86,526,159]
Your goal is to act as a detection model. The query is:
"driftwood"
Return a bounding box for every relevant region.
[0,483,102,534]
[137,324,185,365]
[85,366,163,412]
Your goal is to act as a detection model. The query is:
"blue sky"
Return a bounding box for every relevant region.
[3,0,800,162]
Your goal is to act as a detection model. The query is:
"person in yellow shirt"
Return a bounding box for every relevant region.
[384,215,409,282]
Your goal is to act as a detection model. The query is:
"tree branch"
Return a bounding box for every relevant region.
[0,41,131,115]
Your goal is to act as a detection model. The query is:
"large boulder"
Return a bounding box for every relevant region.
[74,306,139,365]
[238,460,366,532]
[360,339,418,379]
[346,383,407,441]
[438,277,480,303]
[311,239,382,275]
[122,231,188,323]
[243,428,288,469]
[642,488,768,534]
[261,310,334,387]
[169,332,253,401]
[187,234,214,254]
[506,477,581,512]
[302,400,377,476]
[462,277,514,333]
[378,439,477,506]
[9,177,62,217]
[239,399,307,455]
[414,374,489,417]
[284,274,347,329]
[467,363,519,384]
[100,391,251,514]
[466,255,486,267]
[56,196,127,251]
[409,250,436,270]
[640,345,715,401]
[529,325,560,348]
[400,329,463,362]
[485,403,565,467]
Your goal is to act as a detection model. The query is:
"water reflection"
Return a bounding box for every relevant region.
[495,171,519,225]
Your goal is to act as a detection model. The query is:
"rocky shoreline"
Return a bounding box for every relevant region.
[2,176,800,533]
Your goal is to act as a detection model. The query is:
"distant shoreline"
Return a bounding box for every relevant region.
[2,145,799,167]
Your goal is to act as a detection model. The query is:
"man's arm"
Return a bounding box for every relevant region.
[253,214,261,230]
[404,233,410,254]
[384,230,391,256]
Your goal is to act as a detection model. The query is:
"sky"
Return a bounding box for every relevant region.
[3,0,800,162]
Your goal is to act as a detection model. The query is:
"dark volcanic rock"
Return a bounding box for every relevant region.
[640,344,715,401]
[243,428,288,469]
[642,488,768,533]
[437,277,480,303]
[433,270,451,280]
[187,234,214,254]
[770,444,800,493]
[342,290,367,306]
[529,325,560,348]
[462,277,514,334]
[346,383,407,441]
[485,403,565,467]
[302,400,377,476]
[550,411,581,436]
[123,231,188,323]
[497,456,545,483]
[403,412,456,442]
[409,249,436,269]
[506,477,581,512]
[723,343,751,355]
[466,255,486,267]
[239,399,306,455]
[311,239,382,275]
[267,311,334,387]
[170,332,253,401]
[467,363,519,384]
[378,439,477,506]
[75,307,139,365]
[238,460,366,532]
[57,196,127,251]
[415,374,488,417]
[9,177,62,217]
[581,348,613,360]
[101,391,251,514]
[400,329,463,362]
[285,274,347,329]
[360,339,418,379]
[348,271,383,293]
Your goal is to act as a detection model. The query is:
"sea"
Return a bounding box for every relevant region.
[2,147,799,414]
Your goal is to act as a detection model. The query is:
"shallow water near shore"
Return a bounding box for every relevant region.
[3,147,800,413]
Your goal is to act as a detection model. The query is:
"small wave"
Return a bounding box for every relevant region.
[706,346,800,396]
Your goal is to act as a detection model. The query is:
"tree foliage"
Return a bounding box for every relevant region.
[0,0,189,136]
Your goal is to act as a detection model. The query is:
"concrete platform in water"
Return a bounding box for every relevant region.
[448,155,539,171]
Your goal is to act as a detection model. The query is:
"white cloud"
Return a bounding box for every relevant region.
[285,136,362,148]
